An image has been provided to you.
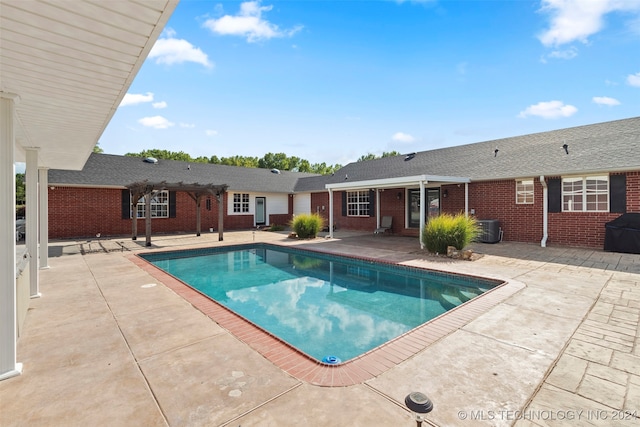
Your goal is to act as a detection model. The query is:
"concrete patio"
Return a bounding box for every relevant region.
[2,230,639,426]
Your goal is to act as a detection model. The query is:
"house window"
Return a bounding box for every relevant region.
[516,179,534,204]
[233,193,250,213]
[135,190,169,218]
[562,176,608,212]
[346,190,370,216]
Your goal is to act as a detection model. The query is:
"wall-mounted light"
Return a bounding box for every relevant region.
[443,189,448,198]
[397,192,402,200]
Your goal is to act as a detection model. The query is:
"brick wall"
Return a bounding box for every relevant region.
[50,172,638,247]
[442,174,637,248]
[49,187,224,239]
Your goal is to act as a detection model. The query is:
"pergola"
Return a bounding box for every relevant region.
[126,181,228,246]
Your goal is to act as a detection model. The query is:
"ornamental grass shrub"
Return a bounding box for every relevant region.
[422,213,480,254]
[290,213,325,239]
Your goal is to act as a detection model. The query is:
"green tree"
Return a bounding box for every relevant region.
[16,173,25,205]
[259,152,291,170]
[357,151,400,162]
[125,149,194,162]
[309,162,341,175]
[93,143,104,153]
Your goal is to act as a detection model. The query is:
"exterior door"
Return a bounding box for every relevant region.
[255,197,266,225]
[408,188,440,228]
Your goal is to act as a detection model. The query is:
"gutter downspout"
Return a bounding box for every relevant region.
[540,175,548,247]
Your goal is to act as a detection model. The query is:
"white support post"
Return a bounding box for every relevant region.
[0,92,23,381]
[376,189,381,229]
[419,180,426,249]
[328,189,334,239]
[39,167,49,269]
[465,182,469,217]
[25,148,40,298]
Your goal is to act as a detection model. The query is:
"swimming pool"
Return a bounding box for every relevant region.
[141,244,500,364]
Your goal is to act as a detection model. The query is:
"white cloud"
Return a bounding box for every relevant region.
[138,116,175,129]
[628,72,640,87]
[547,47,578,60]
[392,132,416,143]
[205,129,219,136]
[518,101,578,119]
[179,122,195,128]
[152,101,167,109]
[537,0,640,47]
[149,29,213,68]
[203,1,303,43]
[120,92,154,106]
[592,96,620,106]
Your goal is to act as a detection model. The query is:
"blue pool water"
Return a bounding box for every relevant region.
[141,244,499,363]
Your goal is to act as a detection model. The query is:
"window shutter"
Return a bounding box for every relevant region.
[548,178,561,213]
[169,191,177,218]
[341,192,347,216]
[369,190,375,217]
[121,190,130,219]
[610,174,626,213]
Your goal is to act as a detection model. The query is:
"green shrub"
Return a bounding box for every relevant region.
[266,224,285,232]
[290,213,325,239]
[422,213,480,254]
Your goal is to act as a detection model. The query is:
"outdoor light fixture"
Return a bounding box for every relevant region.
[397,192,402,200]
[405,392,433,427]
[563,143,569,154]
[442,189,448,198]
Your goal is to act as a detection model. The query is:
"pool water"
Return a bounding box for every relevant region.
[142,244,498,363]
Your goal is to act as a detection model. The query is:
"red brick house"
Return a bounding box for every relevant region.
[49,116,640,249]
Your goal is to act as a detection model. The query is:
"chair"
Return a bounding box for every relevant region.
[374,216,393,235]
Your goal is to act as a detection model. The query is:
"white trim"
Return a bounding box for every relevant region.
[326,174,470,190]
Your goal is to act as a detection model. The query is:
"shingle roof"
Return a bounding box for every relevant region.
[48,153,320,193]
[296,116,640,191]
[50,117,640,194]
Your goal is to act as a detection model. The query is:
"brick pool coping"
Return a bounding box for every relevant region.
[130,247,525,387]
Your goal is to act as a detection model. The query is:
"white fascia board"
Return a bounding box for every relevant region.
[325,175,470,190]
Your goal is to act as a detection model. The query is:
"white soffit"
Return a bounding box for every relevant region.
[0,0,179,170]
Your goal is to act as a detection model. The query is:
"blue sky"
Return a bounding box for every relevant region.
[99,0,640,167]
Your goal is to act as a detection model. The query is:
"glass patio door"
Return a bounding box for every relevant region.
[408,188,440,228]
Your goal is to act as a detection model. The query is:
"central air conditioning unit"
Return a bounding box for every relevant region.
[478,219,501,243]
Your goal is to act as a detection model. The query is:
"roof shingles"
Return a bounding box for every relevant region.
[49,117,640,193]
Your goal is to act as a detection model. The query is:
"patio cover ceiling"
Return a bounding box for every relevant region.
[0,0,179,170]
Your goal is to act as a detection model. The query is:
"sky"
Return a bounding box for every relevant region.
[98,0,640,167]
